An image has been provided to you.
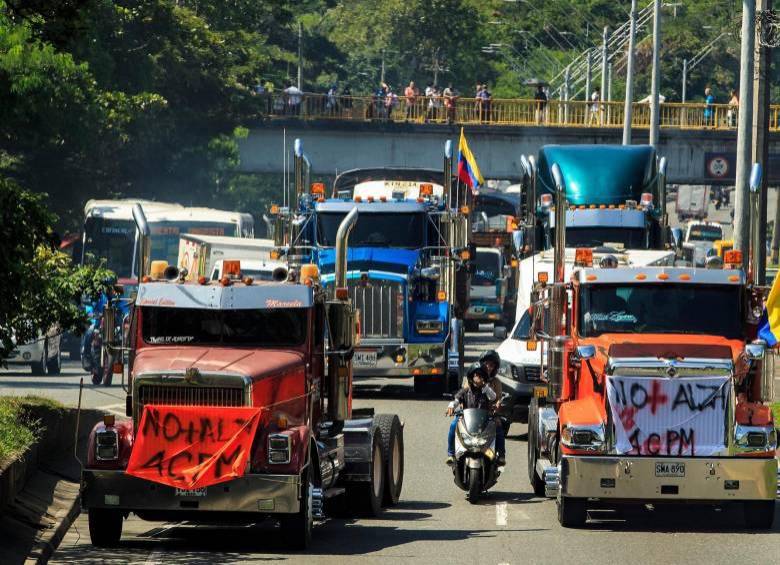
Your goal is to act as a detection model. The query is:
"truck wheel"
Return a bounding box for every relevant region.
[558,496,587,528]
[467,467,482,504]
[375,414,404,506]
[413,375,444,397]
[88,508,123,547]
[743,500,775,529]
[527,400,545,497]
[46,348,62,375]
[30,343,47,375]
[349,432,385,517]
[281,464,313,549]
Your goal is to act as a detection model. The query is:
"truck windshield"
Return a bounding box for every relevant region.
[473,251,501,286]
[579,283,743,338]
[512,312,531,339]
[150,222,238,266]
[83,217,136,278]
[688,225,722,242]
[142,307,307,346]
[317,212,426,248]
[566,227,647,249]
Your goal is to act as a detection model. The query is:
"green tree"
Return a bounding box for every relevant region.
[0,177,113,359]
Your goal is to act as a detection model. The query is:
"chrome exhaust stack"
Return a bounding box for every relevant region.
[334,207,359,298]
[132,203,151,283]
[548,163,570,402]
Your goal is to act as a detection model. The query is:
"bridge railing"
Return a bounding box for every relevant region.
[261,93,767,131]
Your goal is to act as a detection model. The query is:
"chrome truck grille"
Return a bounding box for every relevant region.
[348,280,404,339]
[132,374,251,422]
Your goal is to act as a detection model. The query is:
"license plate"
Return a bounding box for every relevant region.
[175,487,207,497]
[354,350,377,368]
[655,462,685,478]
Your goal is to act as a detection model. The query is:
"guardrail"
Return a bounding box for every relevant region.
[258,92,780,131]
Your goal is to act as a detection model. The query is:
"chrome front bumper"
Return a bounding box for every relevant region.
[560,456,777,501]
[353,340,446,377]
[81,470,301,514]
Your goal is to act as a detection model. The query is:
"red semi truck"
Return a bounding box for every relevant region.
[81,205,404,549]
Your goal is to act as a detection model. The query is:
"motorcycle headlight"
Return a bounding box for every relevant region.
[560,424,606,452]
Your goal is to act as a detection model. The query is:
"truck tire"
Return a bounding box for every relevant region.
[88,508,123,547]
[46,348,62,375]
[413,375,445,397]
[375,414,404,506]
[743,500,775,529]
[557,496,587,528]
[467,467,482,504]
[281,464,313,549]
[527,399,546,497]
[30,343,47,375]
[348,431,385,517]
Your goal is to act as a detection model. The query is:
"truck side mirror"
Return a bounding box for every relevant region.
[746,339,766,361]
[576,345,596,360]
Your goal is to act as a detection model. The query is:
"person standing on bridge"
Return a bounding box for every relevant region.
[703,87,715,127]
[284,82,303,116]
[588,87,601,125]
[534,85,548,124]
[404,81,418,121]
[727,89,739,128]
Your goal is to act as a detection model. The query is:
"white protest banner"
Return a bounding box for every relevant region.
[606,375,730,456]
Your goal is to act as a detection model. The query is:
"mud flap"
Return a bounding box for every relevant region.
[341,418,376,482]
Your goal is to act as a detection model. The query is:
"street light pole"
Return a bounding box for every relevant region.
[623,0,638,144]
[681,58,687,103]
[734,0,756,270]
[649,0,661,148]
[585,49,592,103]
[297,21,303,90]
[601,26,608,106]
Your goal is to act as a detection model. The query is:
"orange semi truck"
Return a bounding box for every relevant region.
[526,164,777,528]
[80,205,404,548]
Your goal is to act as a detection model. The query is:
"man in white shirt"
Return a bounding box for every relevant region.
[284,83,303,116]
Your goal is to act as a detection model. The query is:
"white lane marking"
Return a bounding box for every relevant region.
[144,549,166,565]
[514,508,531,521]
[496,501,508,526]
[97,403,126,416]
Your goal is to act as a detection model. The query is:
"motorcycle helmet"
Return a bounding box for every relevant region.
[478,350,501,378]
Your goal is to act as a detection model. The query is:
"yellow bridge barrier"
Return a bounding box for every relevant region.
[261,93,770,131]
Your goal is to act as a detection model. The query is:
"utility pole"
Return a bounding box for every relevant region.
[681,59,688,103]
[585,49,592,103]
[734,0,756,270]
[755,0,773,277]
[564,65,571,123]
[601,26,609,114]
[623,0,638,144]
[607,62,613,124]
[649,0,661,148]
[297,21,303,90]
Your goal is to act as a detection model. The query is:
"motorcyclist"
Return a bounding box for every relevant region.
[471,350,507,464]
[446,365,496,465]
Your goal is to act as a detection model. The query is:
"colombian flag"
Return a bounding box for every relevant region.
[758,273,780,347]
[457,128,484,191]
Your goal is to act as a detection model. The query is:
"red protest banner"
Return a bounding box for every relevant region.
[126,405,262,490]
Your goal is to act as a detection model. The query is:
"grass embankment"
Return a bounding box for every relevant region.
[0,396,63,465]
[772,402,780,428]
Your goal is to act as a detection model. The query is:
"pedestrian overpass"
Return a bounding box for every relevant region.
[237,96,780,185]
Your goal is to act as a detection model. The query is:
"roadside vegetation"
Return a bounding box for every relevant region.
[772,402,780,429]
[0,396,63,465]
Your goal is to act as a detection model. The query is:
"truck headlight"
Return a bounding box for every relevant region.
[734,424,777,453]
[268,434,291,464]
[560,424,606,452]
[416,320,444,334]
[95,430,119,461]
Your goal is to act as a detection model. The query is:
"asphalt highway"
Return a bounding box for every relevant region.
[0,327,777,565]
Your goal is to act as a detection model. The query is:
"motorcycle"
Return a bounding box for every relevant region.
[451,407,502,503]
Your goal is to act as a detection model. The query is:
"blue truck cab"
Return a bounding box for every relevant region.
[526,144,670,252]
[272,141,469,395]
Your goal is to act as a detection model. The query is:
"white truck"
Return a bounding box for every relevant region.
[681,221,724,267]
[177,234,275,281]
[676,185,710,222]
